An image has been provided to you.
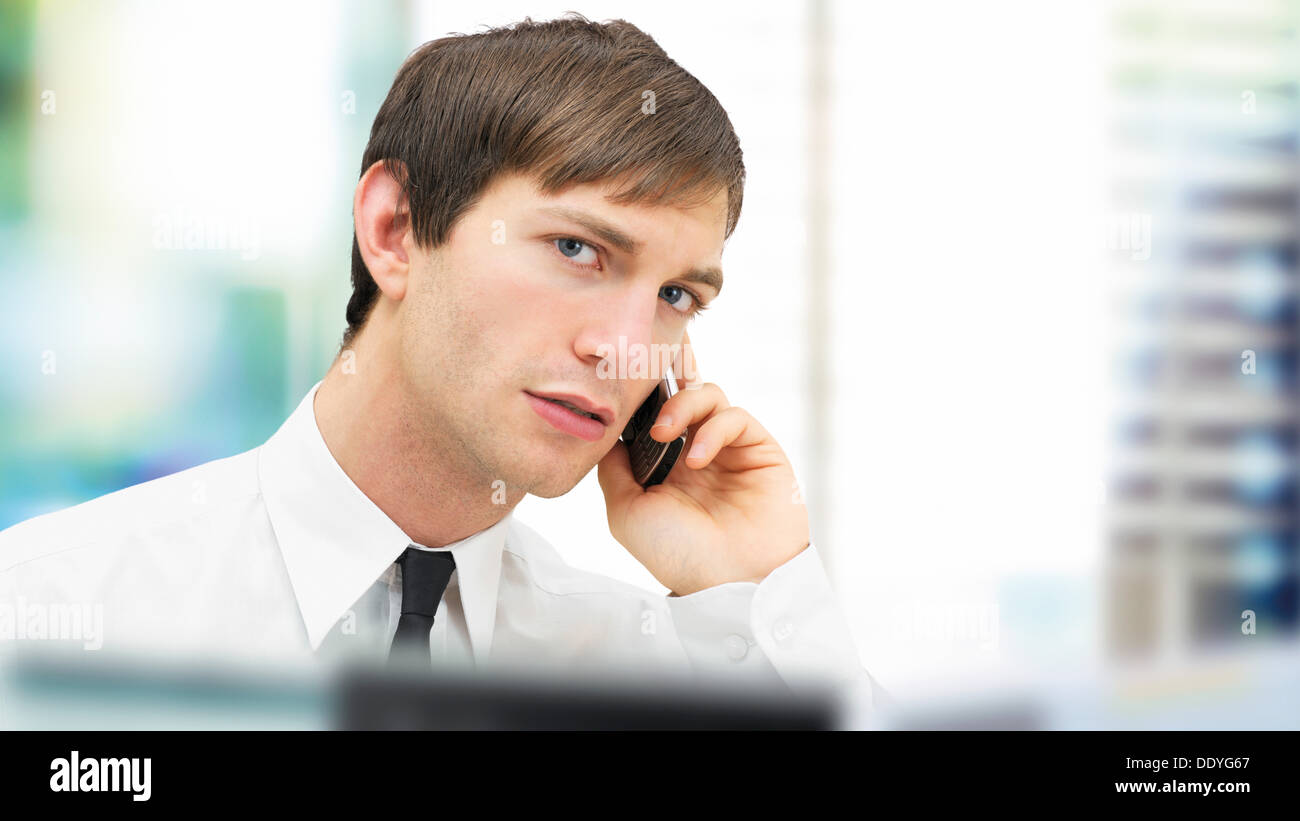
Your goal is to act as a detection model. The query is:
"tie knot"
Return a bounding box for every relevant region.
[396,546,456,618]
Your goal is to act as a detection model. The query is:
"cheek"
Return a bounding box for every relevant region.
[478,247,593,332]
[433,251,562,378]
[469,257,549,337]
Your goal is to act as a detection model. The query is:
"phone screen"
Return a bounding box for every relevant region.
[620,365,686,487]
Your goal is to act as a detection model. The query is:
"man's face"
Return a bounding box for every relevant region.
[395,171,728,498]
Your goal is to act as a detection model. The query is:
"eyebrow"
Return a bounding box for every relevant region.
[537,205,724,296]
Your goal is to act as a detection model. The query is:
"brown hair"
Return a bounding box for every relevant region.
[342,13,745,351]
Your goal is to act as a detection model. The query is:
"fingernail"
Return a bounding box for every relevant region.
[652,414,673,428]
[687,441,707,460]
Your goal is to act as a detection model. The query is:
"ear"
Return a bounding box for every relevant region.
[354,160,412,302]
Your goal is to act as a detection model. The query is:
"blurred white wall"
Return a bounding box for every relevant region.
[824,1,1108,695]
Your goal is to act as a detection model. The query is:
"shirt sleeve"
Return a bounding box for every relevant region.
[662,542,881,725]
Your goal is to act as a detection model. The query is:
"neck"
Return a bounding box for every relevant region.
[312,328,519,548]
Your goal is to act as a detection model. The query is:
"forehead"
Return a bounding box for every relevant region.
[485,171,729,245]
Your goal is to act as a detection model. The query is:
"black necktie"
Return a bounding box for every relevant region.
[388,546,456,667]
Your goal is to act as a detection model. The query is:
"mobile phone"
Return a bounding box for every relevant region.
[620,365,686,487]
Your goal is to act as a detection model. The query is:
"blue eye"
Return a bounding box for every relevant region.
[554,238,599,266]
[660,284,704,317]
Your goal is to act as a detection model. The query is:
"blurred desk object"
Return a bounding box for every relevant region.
[338,662,839,730]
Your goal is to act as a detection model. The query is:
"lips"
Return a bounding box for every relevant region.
[541,397,601,421]
[524,392,614,426]
[524,392,611,442]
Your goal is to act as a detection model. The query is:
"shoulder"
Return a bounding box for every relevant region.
[0,447,264,575]
[502,516,660,600]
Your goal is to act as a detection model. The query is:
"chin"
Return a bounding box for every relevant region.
[522,471,588,499]
[509,451,595,499]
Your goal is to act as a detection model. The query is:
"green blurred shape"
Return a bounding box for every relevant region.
[0,0,35,221]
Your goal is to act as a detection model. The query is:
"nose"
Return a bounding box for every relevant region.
[573,285,659,378]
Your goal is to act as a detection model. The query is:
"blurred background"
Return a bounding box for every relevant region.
[1,0,1296,728]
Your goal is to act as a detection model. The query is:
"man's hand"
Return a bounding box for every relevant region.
[597,330,810,596]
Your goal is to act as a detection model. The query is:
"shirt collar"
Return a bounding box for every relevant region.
[257,380,509,661]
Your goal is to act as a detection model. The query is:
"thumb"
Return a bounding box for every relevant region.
[596,439,643,522]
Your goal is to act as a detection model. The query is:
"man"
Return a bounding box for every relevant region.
[0,15,883,722]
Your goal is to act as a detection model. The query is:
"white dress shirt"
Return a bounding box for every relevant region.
[0,381,881,723]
